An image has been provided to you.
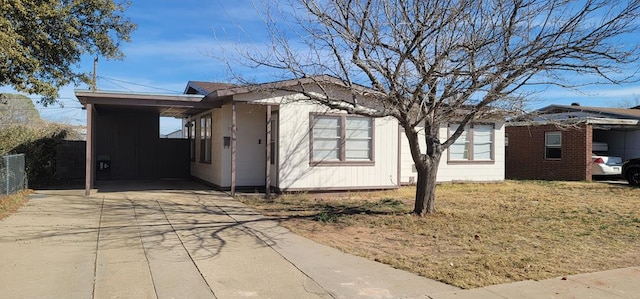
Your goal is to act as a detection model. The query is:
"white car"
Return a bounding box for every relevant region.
[592,153,623,176]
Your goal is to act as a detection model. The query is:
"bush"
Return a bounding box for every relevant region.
[0,123,78,187]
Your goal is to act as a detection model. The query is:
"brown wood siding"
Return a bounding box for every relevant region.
[158,139,190,178]
[93,108,189,180]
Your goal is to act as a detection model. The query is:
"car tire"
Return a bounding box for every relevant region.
[626,167,640,186]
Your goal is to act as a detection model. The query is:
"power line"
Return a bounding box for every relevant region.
[98,76,133,91]
[97,76,183,94]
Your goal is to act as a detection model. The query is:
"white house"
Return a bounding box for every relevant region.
[75,76,505,195]
[185,77,400,192]
[184,76,505,192]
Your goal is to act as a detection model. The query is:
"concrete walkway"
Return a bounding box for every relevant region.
[0,181,638,298]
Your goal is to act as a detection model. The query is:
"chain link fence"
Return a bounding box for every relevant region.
[1,154,27,195]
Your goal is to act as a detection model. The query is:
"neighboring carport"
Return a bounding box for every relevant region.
[592,121,640,161]
[75,90,210,195]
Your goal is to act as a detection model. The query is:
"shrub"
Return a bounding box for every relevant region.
[0,123,78,187]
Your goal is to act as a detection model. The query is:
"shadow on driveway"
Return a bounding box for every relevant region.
[0,179,459,299]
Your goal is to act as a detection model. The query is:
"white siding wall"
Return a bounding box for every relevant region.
[191,104,267,188]
[400,122,506,183]
[211,108,224,185]
[190,110,222,185]
[277,101,399,190]
[192,85,402,191]
[191,93,507,188]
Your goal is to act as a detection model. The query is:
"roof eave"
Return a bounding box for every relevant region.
[74,90,211,118]
[507,117,640,127]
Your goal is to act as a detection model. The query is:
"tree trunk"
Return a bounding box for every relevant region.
[414,153,441,216]
[403,122,443,216]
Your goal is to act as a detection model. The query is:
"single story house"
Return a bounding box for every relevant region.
[505,104,640,181]
[75,76,505,195]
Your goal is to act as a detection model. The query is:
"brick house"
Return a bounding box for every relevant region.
[506,104,640,181]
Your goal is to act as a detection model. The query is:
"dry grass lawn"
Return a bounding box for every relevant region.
[241,180,640,289]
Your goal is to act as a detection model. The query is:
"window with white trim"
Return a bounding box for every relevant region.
[545,131,562,159]
[448,123,495,161]
[311,114,373,164]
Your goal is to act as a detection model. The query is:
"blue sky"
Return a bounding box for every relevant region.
[3,1,640,134]
[3,0,273,133]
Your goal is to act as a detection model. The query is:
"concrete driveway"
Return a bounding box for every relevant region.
[0,181,457,299]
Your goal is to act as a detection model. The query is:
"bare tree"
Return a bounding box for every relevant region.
[613,95,640,108]
[237,0,640,215]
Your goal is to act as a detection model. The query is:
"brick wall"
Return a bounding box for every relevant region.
[506,124,592,181]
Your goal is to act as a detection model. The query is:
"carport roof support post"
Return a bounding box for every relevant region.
[85,103,95,196]
[231,101,237,196]
[266,105,271,199]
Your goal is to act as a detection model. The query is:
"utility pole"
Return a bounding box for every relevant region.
[92,56,98,91]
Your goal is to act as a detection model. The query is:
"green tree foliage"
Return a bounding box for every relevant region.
[0,0,135,105]
[0,93,41,127]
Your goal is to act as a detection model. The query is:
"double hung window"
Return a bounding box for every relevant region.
[448,123,495,162]
[545,131,562,159]
[311,114,374,164]
[200,114,212,163]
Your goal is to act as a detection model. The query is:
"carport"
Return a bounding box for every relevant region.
[75,90,209,195]
[592,121,640,161]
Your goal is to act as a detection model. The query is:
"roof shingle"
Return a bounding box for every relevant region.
[541,104,640,120]
[185,81,236,95]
